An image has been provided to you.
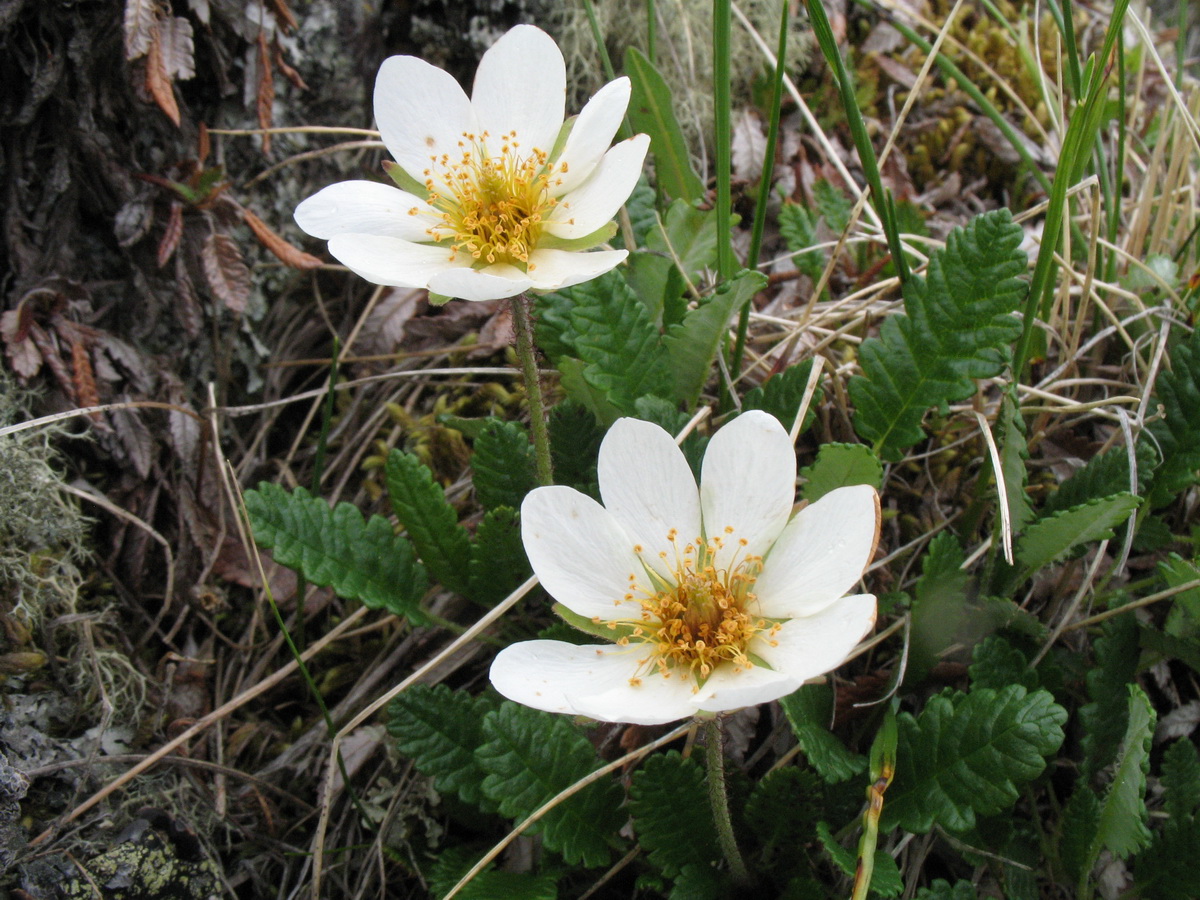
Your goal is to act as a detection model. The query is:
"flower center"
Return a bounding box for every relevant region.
[616,529,779,689]
[414,130,565,270]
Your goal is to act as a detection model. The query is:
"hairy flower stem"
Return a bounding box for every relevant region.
[704,717,751,886]
[511,293,553,485]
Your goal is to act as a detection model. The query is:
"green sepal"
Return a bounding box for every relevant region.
[553,602,636,643]
[428,292,452,306]
[535,221,618,252]
[382,159,428,197]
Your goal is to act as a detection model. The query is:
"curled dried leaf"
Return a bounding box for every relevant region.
[124,0,161,60]
[145,25,181,127]
[201,232,251,313]
[0,307,43,379]
[159,16,196,81]
[241,208,322,270]
[256,33,274,154]
[157,201,184,268]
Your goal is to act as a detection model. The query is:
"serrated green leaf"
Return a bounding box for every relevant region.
[533,283,579,363]
[1058,785,1100,884]
[914,880,977,900]
[1080,613,1140,780]
[999,492,1141,592]
[664,270,765,406]
[1162,737,1200,821]
[816,821,903,897]
[799,442,882,504]
[908,532,969,683]
[883,686,1067,833]
[1089,684,1154,860]
[624,47,704,203]
[385,450,471,597]
[427,847,559,900]
[1147,326,1200,507]
[613,175,657,250]
[557,356,623,425]
[778,202,827,284]
[628,752,720,878]
[742,359,820,436]
[467,507,531,607]
[245,483,427,620]
[996,393,1035,533]
[1159,554,1200,639]
[645,200,721,291]
[388,684,498,809]
[567,271,674,417]
[1134,817,1200,900]
[1043,440,1158,518]
[477,703,624,868]
[778,684,867,783]
[1138,626,1200,676]
[472,418,537,511]
[669,863,726,900]
[548,401,603,498]
[848,209,1027,460]
[745,768,822,859]
[813,180,853,234]
[968,636,1039,692]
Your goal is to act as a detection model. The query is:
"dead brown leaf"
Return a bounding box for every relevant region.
[0,306,43,379]
[256,33,274,154]
[157,200,183,267]
[201,232,251,313]
[241,208,322,270]
[123,0,160,60]
[145,24,181,127]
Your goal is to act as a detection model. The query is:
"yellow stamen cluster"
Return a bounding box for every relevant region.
[414,129,567,270]
[614,528,779,690]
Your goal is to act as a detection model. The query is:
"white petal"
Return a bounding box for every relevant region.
[699,410,796,572]
[521,486,648,619]
[374,55,477,195]
[471,25,565,157]
[526,248,628,292]
[294,181,439,241]
[691,663,799,714]
[427,264,531,301]
[553,78,632,195]
[326,234,463,287]
[753,593,877,683]
[490,640,703,725]
[754,484,881,618]
[597,417,702,583]
[544,135,650,240]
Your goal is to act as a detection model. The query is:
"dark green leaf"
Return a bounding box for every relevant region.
[799,442,882,504]
[628,751,720,878]
[816,821,903,897]
[914,880,977,900]
[1043,440,1158,518]
[968,636,1039,692]
[744,768,822,860]
[1080,614,1140,780]
[1161,737,1200,821]
[472,418,537,511]
[1159,554,1200,639]
[778,684,867,783]
[624,47,704,203]
[908,532,969,683]
[468,507,531,607]
[427,847,559,900]
[548,401,603,498]
[245,483,427,620]
[388,684,498,809]
[996,393,1035,533]
[385,450,472,597]
[849,210,1027,460]
[1089,684,1154,860]
[778,202,827,283]
[1147,326,1200,507]
[1134,818,1200,900]
[1058,785,1100,884]
[742,359,820,436]
[664,270,765,406]
[613,174,657,249]
[883,686,1067,833]
[477,703,624,867]
[813,180,853,234]
[645,200,721,288]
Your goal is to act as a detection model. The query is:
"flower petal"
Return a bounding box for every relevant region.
[691,663,800,715]
[753,593,877,683]
[597,418,703,583]
[552,77,632,195]
[521,485,647,619]
[326,234,463,287]
[544,135,650,240]
[374,55,477,193]
[754,484,881,618]
[490,640,703,725]
[699,410,796,572]
[426,264,532,301]
[294,181,439,241]
[471,25,565,157]
[526,248,628,292]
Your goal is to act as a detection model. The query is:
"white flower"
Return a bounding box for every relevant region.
[294,25,649,302]
[490,411,881,726]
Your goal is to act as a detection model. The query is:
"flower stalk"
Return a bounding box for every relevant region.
[704,717,751,886]
[511,292,553,485]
